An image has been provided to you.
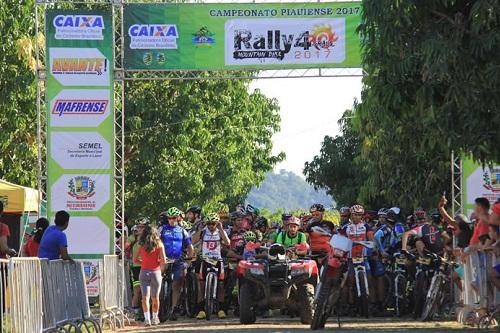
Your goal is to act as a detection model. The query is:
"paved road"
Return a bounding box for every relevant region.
[116,316,488,333]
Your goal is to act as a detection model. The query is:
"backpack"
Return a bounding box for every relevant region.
[420,224,443,254]
[276,231,304,246]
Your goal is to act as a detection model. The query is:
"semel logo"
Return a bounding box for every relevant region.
[128,24,179,50]
[52,99,108,117]
[53,15,104,40]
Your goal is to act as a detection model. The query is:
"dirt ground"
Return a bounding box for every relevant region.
[114,316,491,333]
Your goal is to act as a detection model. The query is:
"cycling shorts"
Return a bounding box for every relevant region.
[172,260,187,282]
[131,266,141,288]
[348,258,371,275]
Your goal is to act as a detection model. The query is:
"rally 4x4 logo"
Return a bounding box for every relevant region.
[233,24,338,60]
[68,176,96,200]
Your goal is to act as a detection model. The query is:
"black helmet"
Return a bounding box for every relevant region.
[310,203,325,213]
[386,208,398,223]
[186,206,202,216]
[430,211,441,224]
[158,211,168,225]
[255,216,269,228]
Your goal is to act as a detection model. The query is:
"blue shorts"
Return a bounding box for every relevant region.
[172,260,186,282]
[370,258,386,277]
[495,263,500,275]
[348,258,371,275]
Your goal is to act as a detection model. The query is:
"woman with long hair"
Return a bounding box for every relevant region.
[133,225,166,326]
[23,217,49,257]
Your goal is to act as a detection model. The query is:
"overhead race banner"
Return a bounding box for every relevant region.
[462,157,500,216]
[123,2,362,70]
[45,10,114,264]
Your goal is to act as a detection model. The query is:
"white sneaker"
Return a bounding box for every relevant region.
[152,316,160,325]
[144,318,152,326]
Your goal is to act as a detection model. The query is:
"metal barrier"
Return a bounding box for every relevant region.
[0,259,11,333]
[99,255,125,330]
[458,251,499,326]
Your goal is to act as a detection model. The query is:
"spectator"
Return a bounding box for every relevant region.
[0,201,16,258]
[38,210,73,261]
[487,201,500,290]
[463,197,492,261]
[22,217,49,257]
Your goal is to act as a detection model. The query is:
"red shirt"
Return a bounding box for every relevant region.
[469,219,490,246]
[23,239,40,257]
[0,223,10,259]
[139,245,163,271]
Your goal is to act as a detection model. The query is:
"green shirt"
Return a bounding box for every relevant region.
[275,231,307,247]
[127,235,141,267]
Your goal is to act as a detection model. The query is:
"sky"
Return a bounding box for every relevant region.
[250,77,362,176]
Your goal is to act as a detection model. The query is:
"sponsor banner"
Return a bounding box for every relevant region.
[64,216,110,254]
[123,2,361,70]
[50,174,110,212]
[50,132,111,170]
[49,89,111,127]
[462,157,500,216]
[79,259,100,297]
[46,9,114,258]
[49,47,110,86]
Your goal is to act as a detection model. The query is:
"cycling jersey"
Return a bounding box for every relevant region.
[229,229,245,250]
[374,223,405,254]
[411,223,443,254]
[342,222,373,258]
[275,231,307,247]
[158,224,192,259]
[201,228,223,259]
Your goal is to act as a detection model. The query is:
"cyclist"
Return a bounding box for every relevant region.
[306,203,336,255]
[158,207,195,321]
[186,206,203,233]
[339,206,351,230]
[401,208,444,257]
[275,216,308,256]
[125,218,149,320]
[192,213,230,320]
[342,204,375,309]
[255,216,277,244]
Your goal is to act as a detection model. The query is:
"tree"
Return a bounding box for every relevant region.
[124,78,284,218]
[0,1,38,187]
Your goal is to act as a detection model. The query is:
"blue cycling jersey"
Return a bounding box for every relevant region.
[158,224,192,259]
[374,223,405,254]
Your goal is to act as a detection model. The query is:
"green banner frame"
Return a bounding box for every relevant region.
[124,2,362,70]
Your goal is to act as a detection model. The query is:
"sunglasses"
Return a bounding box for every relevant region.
[352,213,364,217]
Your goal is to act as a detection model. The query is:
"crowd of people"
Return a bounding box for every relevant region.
[122,196,499,326]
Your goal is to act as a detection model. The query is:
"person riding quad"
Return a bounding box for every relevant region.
[158,207,195,321]
[305,203,336,255]
[275,216,308,257]
[191,212,230,320]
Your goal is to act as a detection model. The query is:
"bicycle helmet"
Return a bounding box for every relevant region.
[430,211,441,224]
[281,213,293,221]
[246,204,259,216]
[386,210,398,223]
[350,204,365,215]
[158,211,168,224]
[243,231,257,242]
[310,203,325,213]
[186,206,202,216]
[136,217,150,225]
[339,207,350,215]
[216,202,229,213]
[377,208,388,217]
[205,212,220,224]
[167,207,182,217]
[255,216,269,229]
[287,216,301,226]
[413,207,426,219]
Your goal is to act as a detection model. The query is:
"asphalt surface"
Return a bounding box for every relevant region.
[115,316,490,333]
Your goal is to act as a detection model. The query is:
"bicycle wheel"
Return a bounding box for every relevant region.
[159,277,172,322]
[413,273,427,319]
[205,272,216,321]
[421,275,442,321]
[394,274,407,317]
[185,270,198,318]
[311,279,332,330]
[356,270,369,318]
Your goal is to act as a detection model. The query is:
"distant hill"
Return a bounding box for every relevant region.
[246,170,333,211]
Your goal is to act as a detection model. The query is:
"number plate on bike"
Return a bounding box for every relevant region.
[352,257,364,264]
[396,257,407,265]
[205,258,218,266]
[417,257,431,265]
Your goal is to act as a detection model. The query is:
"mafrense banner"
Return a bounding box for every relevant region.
[462,157,500,217]
[45,9,115,263]
[124,2,362,70]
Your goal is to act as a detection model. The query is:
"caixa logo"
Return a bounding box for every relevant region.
[128,24,179,50]
[53,15,104,40]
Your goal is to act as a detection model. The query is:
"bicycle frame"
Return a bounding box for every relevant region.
[353,258,369,297]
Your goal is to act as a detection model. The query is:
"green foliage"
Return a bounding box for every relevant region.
[260,207,340,226]
[124,78,284,218]
[0,1,38,187]
[246,169,333,212]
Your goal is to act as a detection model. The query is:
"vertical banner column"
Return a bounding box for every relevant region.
[45,10,114,287]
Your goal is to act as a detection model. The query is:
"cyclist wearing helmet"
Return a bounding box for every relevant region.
[342,205,375,307]
[186,206,203,233]
[226,211,248,261]
[125,217,149,320]
[158,207,194,320]
[191,213,230,320]
[339,207,351,229]
[306,203,336,254]
[275,216,308,256]
[402,208,444,257]
[255,216,276,244]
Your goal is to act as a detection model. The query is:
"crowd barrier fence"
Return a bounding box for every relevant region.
[99,255,125,331]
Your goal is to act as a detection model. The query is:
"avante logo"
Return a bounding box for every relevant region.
[52,99,108,117]
[51,57,107,75]
[128,24,178,37]
[54,15,104,28]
